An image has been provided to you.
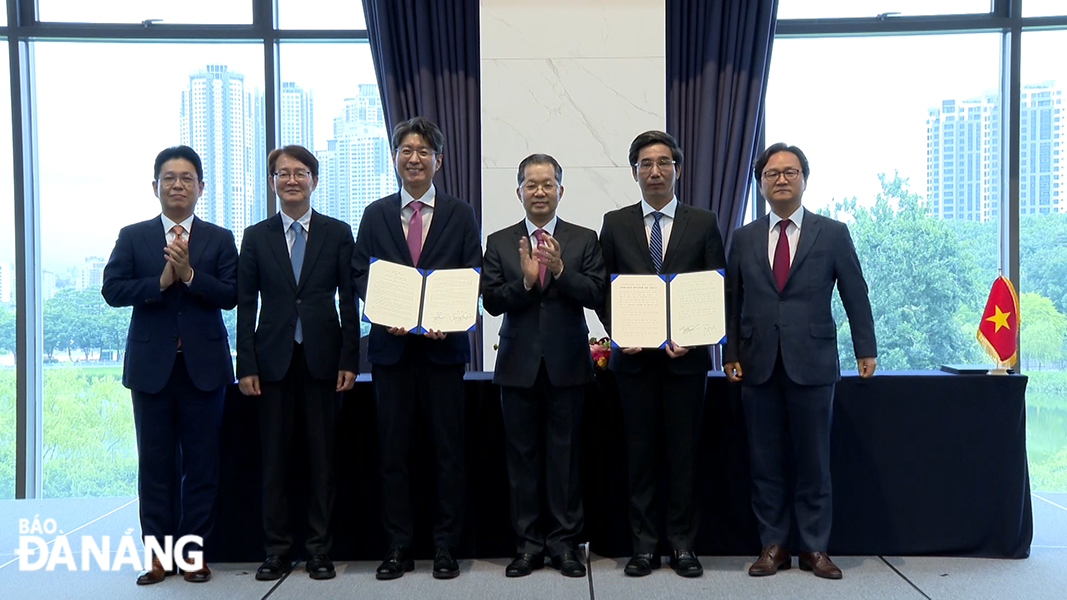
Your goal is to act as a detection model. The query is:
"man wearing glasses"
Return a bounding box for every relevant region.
[237,145,359,582]
[103,146,237,585]
[597,130,726,578]
[724,143,876,580]
[352,116,481,580]
[481,153,605,579]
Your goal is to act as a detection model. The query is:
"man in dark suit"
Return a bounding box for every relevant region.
[724,143,877,580]
[236,145,359,582]
[482,154,605,578]
[352,116,481,580]
[102,145,237,585]
[598,130,726,578]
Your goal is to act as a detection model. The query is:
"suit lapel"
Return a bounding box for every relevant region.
[420,193,454,265]
[626,204,657,273]
[756,215,777,291]
[381,194,411,265]
[187,216,206,270]
[297,211,328,291]
[266,214,298,291]
[788,208,821,283]
[661,205,689,274]
[141,218,167,270]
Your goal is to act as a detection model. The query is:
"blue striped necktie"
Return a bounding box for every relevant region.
[650,211,664,273]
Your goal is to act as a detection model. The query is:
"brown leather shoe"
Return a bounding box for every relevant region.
[183,564,211,583]
[136,557,171,585]
[748,544,791,576]
[799,551,842,579]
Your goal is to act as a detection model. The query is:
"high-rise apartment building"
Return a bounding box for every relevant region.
[315,83,398,237]
[927,81,1065,221]
[180,65,265,247]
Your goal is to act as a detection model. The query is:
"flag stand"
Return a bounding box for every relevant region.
[986,366,1011,376]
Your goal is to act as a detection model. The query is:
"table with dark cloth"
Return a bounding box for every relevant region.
[207,370,1031,561]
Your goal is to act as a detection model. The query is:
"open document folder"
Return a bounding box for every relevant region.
[362,258,480,333]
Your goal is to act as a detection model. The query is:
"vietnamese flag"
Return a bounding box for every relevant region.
[977,275,1019,366]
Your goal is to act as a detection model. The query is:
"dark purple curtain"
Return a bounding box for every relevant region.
[666,0,777,250]
[362,0,483,369]
[362,0,481,221]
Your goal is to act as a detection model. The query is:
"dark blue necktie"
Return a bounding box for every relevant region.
[650,211,664,273]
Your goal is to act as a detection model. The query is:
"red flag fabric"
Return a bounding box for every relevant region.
[977,275,1019,366]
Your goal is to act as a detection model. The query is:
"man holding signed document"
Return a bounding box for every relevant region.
[598,131,727,578]
[353,116,482,580]
[482,154,606,578]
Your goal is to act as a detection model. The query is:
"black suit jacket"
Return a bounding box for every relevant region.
[236,211,359,382]
[724,209,876,386]
[352,191,482,366]
[482,219,606,388]
[102,216,237,394]
[598,202,727,375]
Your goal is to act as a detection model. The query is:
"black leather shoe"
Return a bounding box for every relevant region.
[255,554,291,581]
[669,550,703,577]
[182,564,211,583]
[306,554,336,580]
[550,551,586,578]
[624,553,661,577]
[432,547,460,579]
[505,553,545,577]
[376,548,414,580]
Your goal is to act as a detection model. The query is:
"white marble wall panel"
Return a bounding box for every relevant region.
[481,57,665,169]
[481,1,664,60]
[480,0,665,366]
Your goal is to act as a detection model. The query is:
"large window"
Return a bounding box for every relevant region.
[765,34,1000,371]
[1019,30,1067,493]
[0,1,378,499]
[0,42,13,499]
[769,2,1067,495]
[34,42,264,497]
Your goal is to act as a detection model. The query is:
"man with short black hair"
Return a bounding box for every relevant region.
[598,130,726,578]
[725,143,877,580]
[353,116,482,581]
[102,145,237,585]
[237,144,359,582]
[482,153,605,578]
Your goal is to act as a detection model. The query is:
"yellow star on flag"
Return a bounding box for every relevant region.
[985,305,1012,333]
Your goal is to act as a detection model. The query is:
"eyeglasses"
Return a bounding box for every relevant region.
[397,146,435,160]
[762,168,801,182]
[521,181,559,194]
[274,170,311,182]
[635,158,676,172]
[159,173,198,186]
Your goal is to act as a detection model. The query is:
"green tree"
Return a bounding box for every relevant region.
[0,306,15,355]
[45,288,130,361]
[827,172,984,370]
[1020,212,1067,315]
[1019,291,1067,370]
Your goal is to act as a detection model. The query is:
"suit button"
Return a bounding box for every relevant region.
[296,299,302,305]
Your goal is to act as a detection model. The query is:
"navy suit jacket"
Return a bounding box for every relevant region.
[101,215,237,394]
[236,211,360,382]
[482,219,606,388]
[724,209,877,387]
[598,202,727,375]
[353,190,482,366]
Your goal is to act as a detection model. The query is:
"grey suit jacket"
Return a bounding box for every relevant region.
[724,209,876,386]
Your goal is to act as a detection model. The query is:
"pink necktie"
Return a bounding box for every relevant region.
[534,229,547,287]
[407,201,424,266]
[773,219,791,292]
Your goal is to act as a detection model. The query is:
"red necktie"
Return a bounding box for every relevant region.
[407,201,424,266]
[534,229,547,287]
[773,219,791,292]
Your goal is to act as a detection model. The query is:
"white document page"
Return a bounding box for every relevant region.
[669,270,725,347]
[610,274,668,349]
[362,259,424,330]
[420,268,480,333]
